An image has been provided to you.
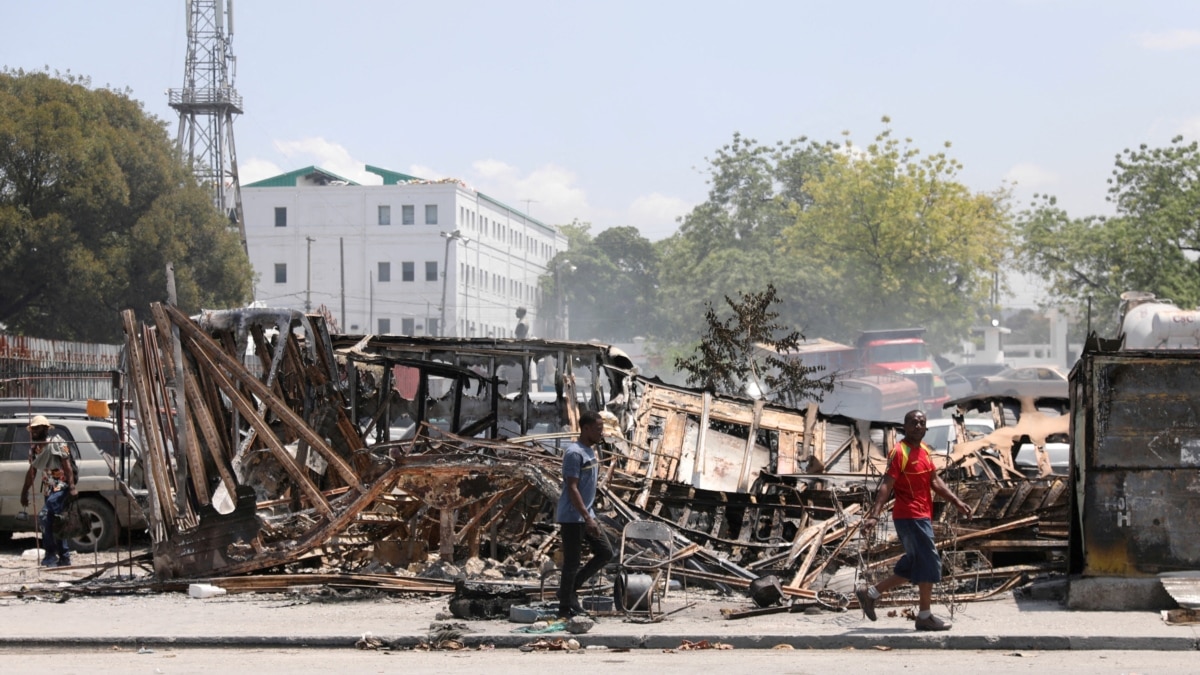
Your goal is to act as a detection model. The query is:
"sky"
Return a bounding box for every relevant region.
[4,1,1200,307]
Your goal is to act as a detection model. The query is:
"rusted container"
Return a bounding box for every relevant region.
[1071,345,1200,576]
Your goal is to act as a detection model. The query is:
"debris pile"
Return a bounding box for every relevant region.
[102,304,1069,611]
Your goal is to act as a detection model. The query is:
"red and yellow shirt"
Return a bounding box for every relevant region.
[885,439,936,520]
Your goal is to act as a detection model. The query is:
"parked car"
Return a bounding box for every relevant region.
[942,363,1009,389]
[0,408,146,551]
[924,417,995,456]
[942,371,974,401]
[1013,440,1070,477]
[977,365,1069,400]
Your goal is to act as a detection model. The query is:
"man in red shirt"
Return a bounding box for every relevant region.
[857,409,970,631]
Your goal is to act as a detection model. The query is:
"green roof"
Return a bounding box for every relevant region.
[243,166,360,188]
[365,164,424,184]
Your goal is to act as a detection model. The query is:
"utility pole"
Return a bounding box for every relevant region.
[339,237,345,330]
[440,230,467,336]
[305,236,315,311]
[169,0,246,256]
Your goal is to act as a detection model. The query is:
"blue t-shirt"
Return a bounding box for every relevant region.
[556,440,599,523]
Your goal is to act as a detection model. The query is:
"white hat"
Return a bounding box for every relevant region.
[27,414,51,429]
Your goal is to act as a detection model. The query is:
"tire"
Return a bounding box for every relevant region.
[70,497,118,552]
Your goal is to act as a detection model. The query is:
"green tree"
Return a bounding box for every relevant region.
[783,120,1011,353]
[674,284,833,406]
[0,69,252,342]
[1015,137,1200,334]
[542,221,662,342]
[657,133,833,342]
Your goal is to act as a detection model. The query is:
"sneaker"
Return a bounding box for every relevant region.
[914,614,952,631]
[40,556,58,567]
[56,557,72,568]
[855,588,877,621]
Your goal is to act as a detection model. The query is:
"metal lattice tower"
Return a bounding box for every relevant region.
[168,0,246,254]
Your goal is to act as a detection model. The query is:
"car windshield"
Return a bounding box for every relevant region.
[924,424,952,453]
[871,344,927,362]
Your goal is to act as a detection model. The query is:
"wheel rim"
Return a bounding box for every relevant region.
[75,508,104,548]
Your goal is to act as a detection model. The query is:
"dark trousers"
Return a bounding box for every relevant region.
[38,489,70,561]
[558,522,614,611]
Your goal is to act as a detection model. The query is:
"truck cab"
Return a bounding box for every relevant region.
[855,328,949,416]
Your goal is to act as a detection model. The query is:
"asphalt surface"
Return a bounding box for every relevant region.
[0,560,1196,652]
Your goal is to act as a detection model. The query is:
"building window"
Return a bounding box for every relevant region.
[425,204,438,225]
[274,207,287,228]
[378,205,391,225]
[402,261,415,282]
[378,318,391,334]
[402,205,415,225]
[402,318,415,335]
[378,262,391,282]
[274,263,287,283]
[425,261,438,282]
[428,317,440,337]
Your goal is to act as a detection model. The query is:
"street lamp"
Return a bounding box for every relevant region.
[439,230,468,336]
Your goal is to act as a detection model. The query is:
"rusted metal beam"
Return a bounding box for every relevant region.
[185,335,334,517]
[162,303,360,489]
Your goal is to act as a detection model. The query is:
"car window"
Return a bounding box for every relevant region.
[0,424,13,461]
[964,422,993,438]
[86,424,121,457]
[924,424,952,453]
[3,424,78,462]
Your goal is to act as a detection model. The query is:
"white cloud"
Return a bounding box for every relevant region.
[466,159,689,238]
[467,159,590,226]
[406,164,446,181]
[1003,162,1059,190]
[272,137,381,185]
[1178,117,1200,140]
[239,157,284,185]
[1134,29,1200,51]
[628,193,690,239]
[241,142,689,239]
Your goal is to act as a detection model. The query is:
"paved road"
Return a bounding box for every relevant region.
[2,645,1194,674]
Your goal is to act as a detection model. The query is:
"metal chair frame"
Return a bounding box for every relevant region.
[615,519,674,620]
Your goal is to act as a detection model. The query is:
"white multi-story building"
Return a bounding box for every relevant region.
[242,165,567,338]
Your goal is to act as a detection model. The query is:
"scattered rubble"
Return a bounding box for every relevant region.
[13,303,1072,620]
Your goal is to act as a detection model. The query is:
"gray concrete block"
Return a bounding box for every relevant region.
[1067,576,1177,610]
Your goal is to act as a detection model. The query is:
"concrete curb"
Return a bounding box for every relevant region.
[2,633,1196,651]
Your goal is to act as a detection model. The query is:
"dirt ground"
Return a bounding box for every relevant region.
[0,531,152,592]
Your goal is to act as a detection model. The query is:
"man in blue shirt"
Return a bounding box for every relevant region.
[555,410,613,618]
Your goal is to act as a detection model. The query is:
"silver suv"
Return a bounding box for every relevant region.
[0,405,147,551]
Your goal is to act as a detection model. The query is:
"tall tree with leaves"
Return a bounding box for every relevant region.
[0,69,252,342]
[674,284,833,406]
[783,120,1011,353]
[543,221,662,341]
[657,133,833,342]
[1015,136,1200,334]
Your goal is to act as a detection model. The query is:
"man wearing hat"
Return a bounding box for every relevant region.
[20,415,77,567]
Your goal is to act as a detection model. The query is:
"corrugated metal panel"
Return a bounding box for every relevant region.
[1076,348,1200,576]
[0,333,122,400]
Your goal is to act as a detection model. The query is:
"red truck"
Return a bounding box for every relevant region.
[767,329,948,422]
[853,328,949,417]
[776,338,923,423]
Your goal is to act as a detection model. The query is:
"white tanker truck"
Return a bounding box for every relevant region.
[1118,291,1200,349]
